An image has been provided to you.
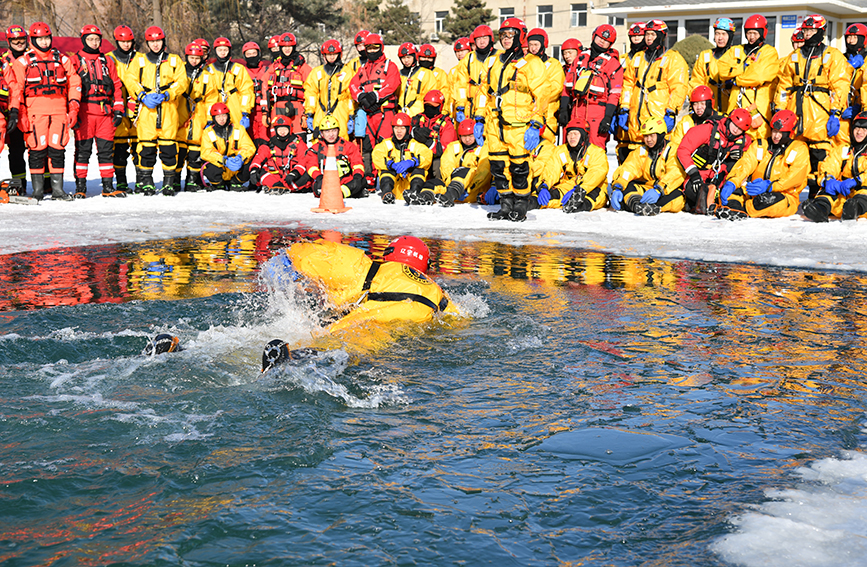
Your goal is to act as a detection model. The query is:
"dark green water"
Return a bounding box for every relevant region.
[1,229,865,566]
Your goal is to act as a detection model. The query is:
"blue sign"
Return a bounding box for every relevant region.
[781,15,798,29]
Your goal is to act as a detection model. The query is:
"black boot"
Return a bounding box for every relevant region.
[137,168,156,195]
[74,178,87,199]
[161,171,176,196]
[50,174,73,201]
[488,193,514,220]
[102,177,126,197]
[563,188,589,214]
[803,198,831,223]
[184,170,201,192]
[31,174,45,201]
[508,194,529,222]
[115,168,129,193]
[842,194,867,220]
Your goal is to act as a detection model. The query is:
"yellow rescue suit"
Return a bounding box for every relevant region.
[813,142,867,218]
[611,142,674,207]
[718,43,779,139]
[200,123,256,181]
[690,47,733,112]
[620,49,689,144]
[303,63,353,139]
[539,143,609,210]
[202,61,256,127]
[123,51,188,143]
[726,138,809,217]
[372,137,433,200]
[437,140,491,204]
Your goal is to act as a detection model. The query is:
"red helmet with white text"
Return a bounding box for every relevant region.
[383,236,430,273]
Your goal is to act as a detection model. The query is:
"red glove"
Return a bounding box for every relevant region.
[67,100,80,130]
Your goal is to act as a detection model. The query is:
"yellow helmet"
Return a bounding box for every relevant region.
[319,115,340,132]
[640,116,667,136]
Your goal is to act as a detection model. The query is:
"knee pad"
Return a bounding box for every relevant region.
[752,191,784,210]
[139,144,158,168]
[47,147,65,169]
[28,148,48,169]
[158,141,178,168]
[379,175,395,193]
[202,163,223,184]
[509,161,530,190]
[96,138,114,162]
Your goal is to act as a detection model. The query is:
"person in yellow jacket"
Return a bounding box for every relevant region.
[416,119,491,206]
[372,112,433,203]
[690,18,737,113]
[618,19,688,158]
[717,15,779,140]
[448,37,472,116]
[776,15,850,198]
[202,37,255,132]
[713,109,808,219]
[417,44,452,114]
[200,103,256,191]
[396,43,435,117]
[260,236,459,370]
[609,116,675,214]
[614,23,646,164]
[176,42,208,193]
[482,18,549,222]
[669,85,722,152]
[526,28,565,143]
[536,118,608,212]
[837,23,867,147]
[803,111,867,222]
[122,26,189,194]
[454,25,499,124]
[107,25,139,193]
[303,39,352,140]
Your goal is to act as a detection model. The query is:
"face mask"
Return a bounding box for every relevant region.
[366,48,383,61]
[423,105,438,119]
[245,54,261,68]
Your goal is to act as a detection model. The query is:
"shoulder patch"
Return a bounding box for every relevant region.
[786,149,797,164]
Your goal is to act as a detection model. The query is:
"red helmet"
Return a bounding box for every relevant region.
[267,35,280,49]
[272,115,292,128]
[383,236,430,273]
[729,108,752,131]
[628,22,646,36]
[770,109,798,133]
[500,17,527,42]
[593,24,617,44]
[744,14,768,39]
[471,25,494,42]
[690,85,714,103]
[398,42,417,57]
[213,37,232,49]
[185,43,205,57]
[242,41,260,53]
[364,33,383,47]
[144,26,165,41]
[846,23,867,37]
[392,112,412,127]
[29,22,52,38]
[792,28,805,43]
[279,32,296,47]
[194,38,210,49]
[423,89,444,107]
[6,25,28,40]
[527,28,549,49]
[418,44,436,58]
[320,39,342,55]
[565,117,589,133]
[457,119,475,136]
[80,24,102,38]
[801,15,827,30]
[645,19,668,34]
[354,30,370,46]
[562,38,583,52]
[454,37,471,52]
[113,25,133,42]
[210,102,230,117]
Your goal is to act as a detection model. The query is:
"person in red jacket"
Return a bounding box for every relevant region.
[243,41,272,147]
[9,22,82,201]
[72,25,125,198]
[349,33,401,180]
[560,24,623,148]
[670,107,752,214]
[410,89,456,182]
[2,25,29,195]
[307,114,366,198]
[248,115,311,194]
[263,32,312,137]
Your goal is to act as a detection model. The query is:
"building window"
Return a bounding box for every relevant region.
[538,5,553,29]
[664,20,678,49]
[685,19,710,39]
[552,45,561,61]
[435,11,448,35]
[500,7,514,26]
[608,16,624,27]
[765,16,776,48]
[571,3,587,28]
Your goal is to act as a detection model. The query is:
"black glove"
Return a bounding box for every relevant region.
[413,125,432,145]
[687,170,706,195]
[7,108,18,133]
[112,110,124,128]
[358,92,377,112]
[286,170,301,185]
[313,175,323,196]
[728,146,743,161]
[597,103,617,136]
[557,95,571,127]
[248,168,261,186]
[346,173,364,197]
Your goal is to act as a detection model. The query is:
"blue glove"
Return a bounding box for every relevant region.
[347,114,355,133]
[240,113,251,128]
[473,118,485,146]
[608,184,623,211]
[524,121,543,151]
[827,113,841,137]
[355,108,367,137]
[484,186,499,205]
[561,187,576,206]
[640,187,660,204]
[850,54,865,69]
[841,178,859,194]
[745,178,772,196]
[616,108,629,132]
[306,115,314,131]
[720,181,736,205]
[823,178,843,196]
[842,106,856,119]
[664,110,676,133]
[455,107,466,123]
[386,159,397,173]
[142,92,165,109]
[227,155,244,172]
[537,183,551,206]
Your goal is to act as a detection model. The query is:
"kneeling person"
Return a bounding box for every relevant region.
[307,115,365,198]
[249,115,311,194]
[609,116,675,214]
[418,119,491,206]
[373,112,432,203]
[201,103,257,191]
[538,119,609,212]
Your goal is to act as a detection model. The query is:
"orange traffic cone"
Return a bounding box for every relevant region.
[311,143,351,214]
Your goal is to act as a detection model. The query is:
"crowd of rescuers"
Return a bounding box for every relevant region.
[1,15,866,222]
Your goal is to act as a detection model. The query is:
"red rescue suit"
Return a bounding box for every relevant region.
[350,55,401,151]
[246,59,272,145]
[307,138,366,197]
[263,54,312,135]
[566,46,623,148]
[73,50,124,181]
[1,50,27,185]
[249,134,310,191]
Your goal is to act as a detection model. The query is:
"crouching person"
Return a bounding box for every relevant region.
[609,116,675,214]
[249,115,311,194]
[417,119,491,206]
[714,109,808,220]
[373,112,432,203]
[307,115,365,198]
[537,119,608,212]
[803,111,867,221]
[201,102,256,191]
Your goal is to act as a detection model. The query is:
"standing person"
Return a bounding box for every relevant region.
[718,14,779,140]
[346,30,369,78]
[690,18,737,113]
[267,36,281,62]
[396,43,433,117]
[248,115,311,194]
[614,22,645,163]
[2,25,29,194]
[107,25,140,194]
[349,33,401,183]
[561,38,582,69]
[562,24,622,149]
[72,25,125,198]
[482,17,549,221]
[526,28,565,144]
[448,37,472,117]
[263,32,312,137]
[454,25,498,125]
[417,44,451,113]
[122,26,189,195]
[242,41,272,147]
[306,115,366,198]
[203,38,255,134]
[177,42,208,193]
[200,103,256,191]
[304,40,352,141]
[9,22,81,201]
[838,23,867,146]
